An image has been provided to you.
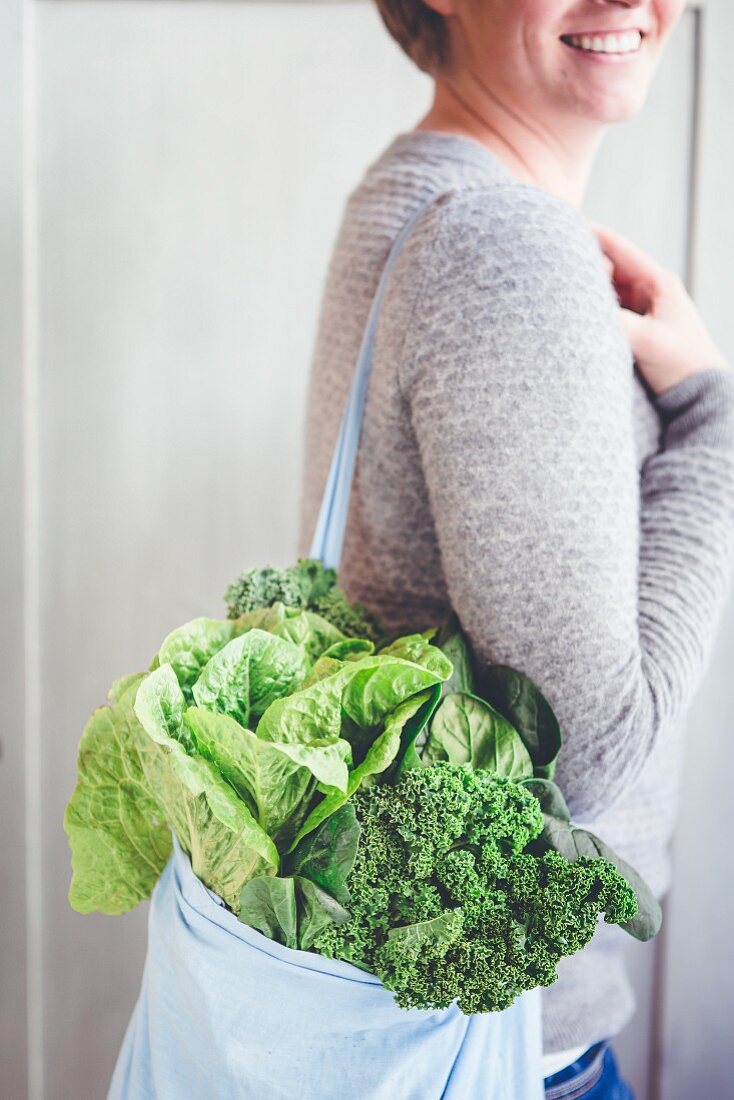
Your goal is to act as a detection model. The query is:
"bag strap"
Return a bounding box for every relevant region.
[308,189,445,570]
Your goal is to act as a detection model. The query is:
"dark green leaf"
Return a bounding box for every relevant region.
[520,777,571,822]
[387,682,442,784]
[421,692,533,779]
[287,804,361,906]
[295,877,351,951]
[532,817,662,942]
[238,873,350,952]
[431,612,475,695]
[238,876,298,949]
[473,664,563,779]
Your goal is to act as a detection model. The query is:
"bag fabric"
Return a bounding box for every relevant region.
[108,837,543,1099]
[107,189,545,1098]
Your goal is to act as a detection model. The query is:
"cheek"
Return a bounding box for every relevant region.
[659,0,686,33]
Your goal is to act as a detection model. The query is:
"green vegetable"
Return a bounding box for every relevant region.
[421,691,534,779]
[472,663,563,780]
[229,602,346,665]
[65,566,660,1019]
[65,672,278,914]
[430,612,475,695]
[239,803,361,950]
[224,557,336,615]
[238,874,351,952]
[224,556,389,647]
[189,630,312,725]
[287,685,443,850]
[522,781,662,942]
[285,804,361,907]
[312,762,638,1014]
[63,674,173,915]
[64,596,451,915]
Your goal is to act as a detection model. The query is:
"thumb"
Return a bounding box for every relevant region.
[618,305,652,354]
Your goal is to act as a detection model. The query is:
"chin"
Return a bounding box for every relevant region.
[580,89,650,124]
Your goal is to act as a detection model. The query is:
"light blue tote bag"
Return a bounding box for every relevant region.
[107,191,544,1100]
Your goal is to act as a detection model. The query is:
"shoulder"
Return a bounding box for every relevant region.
[386,181,631,396]
[400,180,607,288]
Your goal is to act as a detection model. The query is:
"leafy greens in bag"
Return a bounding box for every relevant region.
[64,578,451,916]
[65,560,661,1016]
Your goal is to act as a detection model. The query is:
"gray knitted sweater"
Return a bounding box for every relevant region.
[297,129,734,1054]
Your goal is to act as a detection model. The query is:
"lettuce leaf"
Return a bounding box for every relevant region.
[191,629,311,728]
[64,673,173,915]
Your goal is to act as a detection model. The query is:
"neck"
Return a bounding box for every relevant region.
[416,76,605,209]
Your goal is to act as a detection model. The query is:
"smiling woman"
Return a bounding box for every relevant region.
[372,0,682,192]
[298,1,734,1098]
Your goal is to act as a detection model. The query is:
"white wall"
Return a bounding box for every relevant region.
[2,2,730,1097]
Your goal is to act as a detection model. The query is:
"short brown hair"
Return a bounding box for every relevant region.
[372,0,449,76]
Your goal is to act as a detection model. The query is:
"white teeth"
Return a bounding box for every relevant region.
[563,30,642,54]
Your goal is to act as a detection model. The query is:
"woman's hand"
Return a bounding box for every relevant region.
[587,219,730,397]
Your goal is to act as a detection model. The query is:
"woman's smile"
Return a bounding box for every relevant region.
[559,29,646,63]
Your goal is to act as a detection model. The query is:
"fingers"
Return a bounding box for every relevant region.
[586,220,669,288]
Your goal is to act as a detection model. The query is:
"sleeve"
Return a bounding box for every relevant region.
[393,183,734,821]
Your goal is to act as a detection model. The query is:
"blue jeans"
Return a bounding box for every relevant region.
[543,1041,634,1099]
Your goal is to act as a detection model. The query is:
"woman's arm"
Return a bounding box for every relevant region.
[390,182,734,821]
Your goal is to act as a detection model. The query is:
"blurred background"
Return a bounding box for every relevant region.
[2,0,732,1097]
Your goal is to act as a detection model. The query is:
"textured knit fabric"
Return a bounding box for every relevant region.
[297,129,734,1053]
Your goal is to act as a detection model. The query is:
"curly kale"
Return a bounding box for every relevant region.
[308,588,388,647]
[224,557,335,615]
[223,557,389,647]
[312,762,637,1014]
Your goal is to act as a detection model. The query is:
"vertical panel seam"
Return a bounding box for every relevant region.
[651,10,705,1100]
[684,3,704,296]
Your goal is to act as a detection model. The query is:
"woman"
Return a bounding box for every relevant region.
[299,1,734,1097]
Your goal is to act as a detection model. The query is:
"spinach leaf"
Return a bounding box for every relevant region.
[388,682,443,783]
[286,804,360,906]
[296,878,350,951]
[239,876,299,949]
[431,612,475,695]
[421,692,534,780]
[473,664,563,780]
[520,777,571,821]
[238,874,350,951]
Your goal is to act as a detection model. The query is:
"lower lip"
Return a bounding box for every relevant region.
[560,40,644,63]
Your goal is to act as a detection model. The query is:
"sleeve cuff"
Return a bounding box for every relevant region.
[653,367,734,450]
